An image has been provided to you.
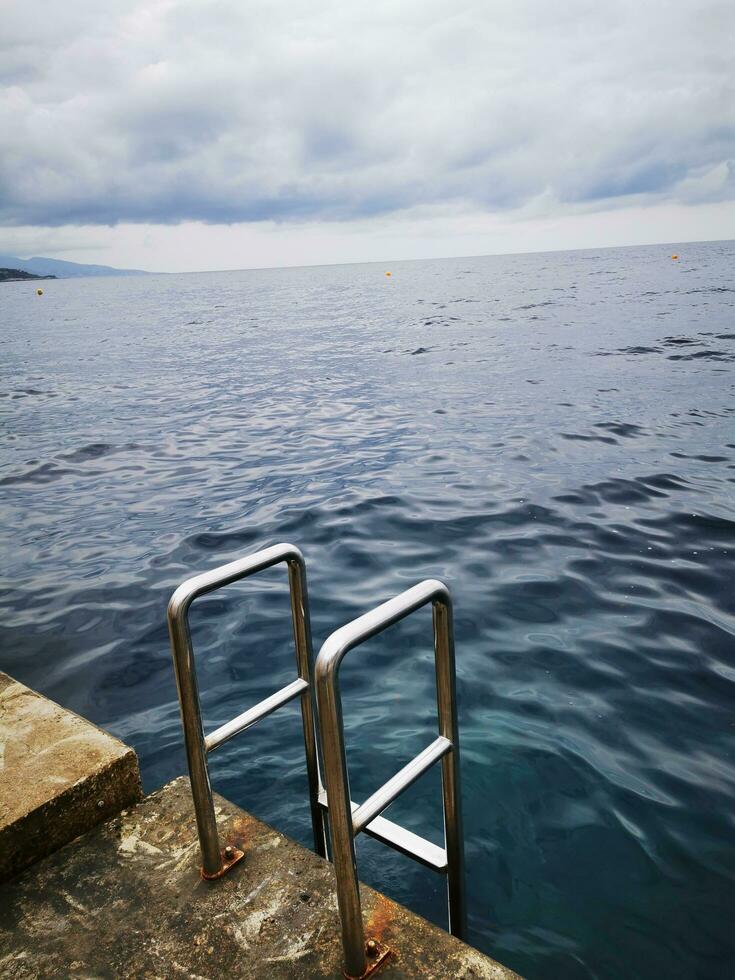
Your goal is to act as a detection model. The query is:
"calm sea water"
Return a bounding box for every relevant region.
[1,242,734,978]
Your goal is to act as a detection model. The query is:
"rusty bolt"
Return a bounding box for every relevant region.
[366,940,378,958]
[224,846,234,860]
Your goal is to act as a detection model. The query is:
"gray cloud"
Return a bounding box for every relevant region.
[1,0,734,228]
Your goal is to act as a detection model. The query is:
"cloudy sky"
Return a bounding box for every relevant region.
[1,1,733,271]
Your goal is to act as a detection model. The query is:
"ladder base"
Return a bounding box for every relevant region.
[200,844,245,879]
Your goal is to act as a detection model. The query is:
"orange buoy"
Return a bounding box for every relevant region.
[385,271,392,277]
[36,287,43,295]
[671,254,678,260]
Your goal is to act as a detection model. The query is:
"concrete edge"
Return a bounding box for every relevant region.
[0,745,142,881]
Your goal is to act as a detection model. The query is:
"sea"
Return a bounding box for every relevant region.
[1,240,734,979]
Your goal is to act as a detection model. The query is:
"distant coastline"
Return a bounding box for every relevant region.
[0,267,56,282]
[0,254,149,279]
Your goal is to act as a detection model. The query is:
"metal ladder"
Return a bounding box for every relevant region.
[167,542,327,877]
[168,545,465,978]
[315,577,466,978]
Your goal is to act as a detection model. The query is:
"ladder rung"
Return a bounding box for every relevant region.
[351,736,451,835]
[318,790,448,873]
[205,678,308,753]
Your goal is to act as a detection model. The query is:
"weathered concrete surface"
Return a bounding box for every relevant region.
[0,777,520,979]
[0,672,142,881]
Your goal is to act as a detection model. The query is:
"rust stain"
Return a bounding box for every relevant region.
[364,894,396,945]
[230,813,256,831]
[229,813,260,839]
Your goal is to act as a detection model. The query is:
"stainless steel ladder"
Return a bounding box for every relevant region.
[167,542,327,878]
[168,546,465,979]
[315,578,466,978]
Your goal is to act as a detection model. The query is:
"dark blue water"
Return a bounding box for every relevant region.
[2,241,734,978]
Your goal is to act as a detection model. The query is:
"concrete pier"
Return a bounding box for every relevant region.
[0,672,142,880]
[0,675,519,978]
[0,778,519,979]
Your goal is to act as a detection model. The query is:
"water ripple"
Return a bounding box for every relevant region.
[1,241,734,979]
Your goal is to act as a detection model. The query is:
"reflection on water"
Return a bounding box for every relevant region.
[1,241,734,979]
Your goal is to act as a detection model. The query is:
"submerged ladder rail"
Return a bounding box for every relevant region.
[315,579,466,979]
[167,542,328,879]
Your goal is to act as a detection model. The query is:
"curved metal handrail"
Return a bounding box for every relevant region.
[168,543,327,878]
[315,579,466,978]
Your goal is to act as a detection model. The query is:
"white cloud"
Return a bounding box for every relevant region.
[0,0,733,265]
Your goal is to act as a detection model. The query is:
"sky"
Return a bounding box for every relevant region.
[1,0,734,272]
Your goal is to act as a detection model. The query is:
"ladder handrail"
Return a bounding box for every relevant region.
[315,578,466,979]
[167,543,328,878]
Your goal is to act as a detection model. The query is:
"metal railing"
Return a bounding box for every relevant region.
[167,543,328,878]
[315,578,466,979]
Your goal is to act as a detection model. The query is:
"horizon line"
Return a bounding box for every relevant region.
[4,235,732,277]
[134,235,735,275]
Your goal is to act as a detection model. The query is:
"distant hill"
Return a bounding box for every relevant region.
[0,268,56,282]
[0,254,149,278]
[0,267,56,282]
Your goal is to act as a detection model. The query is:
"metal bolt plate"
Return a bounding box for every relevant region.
[343,940,392,979]
[200,844,245,880]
